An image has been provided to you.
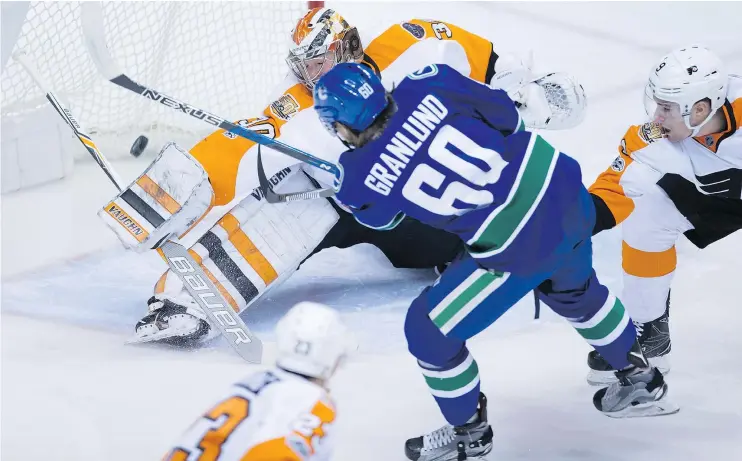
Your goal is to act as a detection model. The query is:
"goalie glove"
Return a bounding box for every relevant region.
[490,52,587,131]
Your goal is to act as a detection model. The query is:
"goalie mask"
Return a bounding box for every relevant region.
[287,8,363,89]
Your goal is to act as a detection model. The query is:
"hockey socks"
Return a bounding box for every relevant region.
[567,294,637,369]
[418,347,481,426]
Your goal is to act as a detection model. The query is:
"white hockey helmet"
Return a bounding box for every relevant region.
[644,45,728,136]
[275,301,353,381]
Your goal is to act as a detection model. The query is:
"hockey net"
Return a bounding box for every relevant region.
[1,1,316,166]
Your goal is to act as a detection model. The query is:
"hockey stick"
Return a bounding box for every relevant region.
[13,51,263,364]
[79,3,340,178]
[256,147,335,204]
[13,54,126,192]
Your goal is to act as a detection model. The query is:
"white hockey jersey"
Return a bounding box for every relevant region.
[590,75,742,232]
[588,75,742,322]
[163,369,337,461]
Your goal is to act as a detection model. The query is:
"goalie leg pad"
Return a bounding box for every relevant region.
[151,166,340,315]
[131,166,339,345]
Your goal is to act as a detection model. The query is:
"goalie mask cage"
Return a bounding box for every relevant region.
[1,1,322,193]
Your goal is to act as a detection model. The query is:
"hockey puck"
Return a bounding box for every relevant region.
[130,135,149,157]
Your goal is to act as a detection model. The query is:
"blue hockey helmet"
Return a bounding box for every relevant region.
[313,62,388,141]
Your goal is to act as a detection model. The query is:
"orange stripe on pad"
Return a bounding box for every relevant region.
[219,213,278,285]
[137,174,181,215]
[188,249,240,312]
[156,247,240,313]
[622,241,677,278]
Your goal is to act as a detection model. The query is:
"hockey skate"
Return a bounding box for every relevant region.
[593,342,679,418]
[587,302,671,385]
[405,393,493,461]
[128,296,218,346]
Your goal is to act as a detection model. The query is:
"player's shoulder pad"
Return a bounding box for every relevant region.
[619,122,665,157]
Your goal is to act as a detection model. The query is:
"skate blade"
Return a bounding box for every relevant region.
[125,330,176,345]
[124,325,200,345]
[603,398,680,418]
[416,443,492,461]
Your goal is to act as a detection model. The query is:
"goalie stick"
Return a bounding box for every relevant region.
[79,2,340,179]
[256,147,335,204]
[13,51,263,364]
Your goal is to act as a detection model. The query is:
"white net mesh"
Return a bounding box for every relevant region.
[1,1,310,160]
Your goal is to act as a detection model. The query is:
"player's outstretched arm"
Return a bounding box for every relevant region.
[490,52,587,130]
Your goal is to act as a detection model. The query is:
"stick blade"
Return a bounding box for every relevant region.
[160,241,263,363]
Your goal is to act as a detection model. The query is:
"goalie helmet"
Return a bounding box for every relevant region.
[286,8,363,89]
[644,45,728,136]
[275,301,353,381]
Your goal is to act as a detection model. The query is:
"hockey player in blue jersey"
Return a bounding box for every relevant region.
[312,62,677,460]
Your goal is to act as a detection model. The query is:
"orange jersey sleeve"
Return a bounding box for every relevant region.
[189,83,314,206]
[588,124,662,229]
[363,19,496,83]
[588,152,636,228]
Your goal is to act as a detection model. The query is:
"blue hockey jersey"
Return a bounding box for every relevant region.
[335,64,591,274]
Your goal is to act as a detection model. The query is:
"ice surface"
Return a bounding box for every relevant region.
[2,3,742,460]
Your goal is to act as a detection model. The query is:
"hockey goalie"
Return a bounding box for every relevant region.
[131,7,587,346]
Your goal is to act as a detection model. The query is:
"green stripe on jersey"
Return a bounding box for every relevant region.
[467,134,559,257]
